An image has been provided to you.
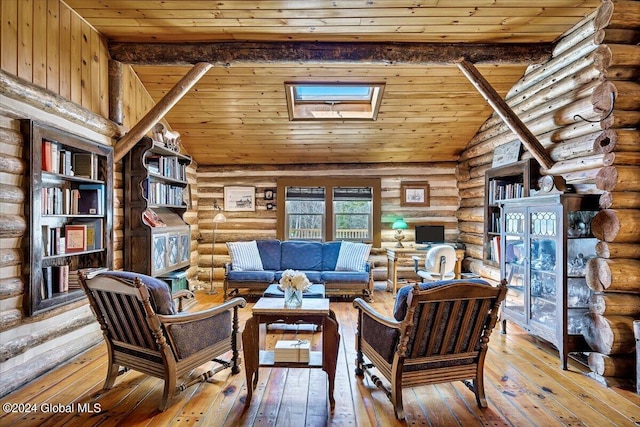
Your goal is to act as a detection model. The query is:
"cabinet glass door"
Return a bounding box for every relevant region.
[566,209,597,334]
[503,210,526,318]
[529,209,557,329]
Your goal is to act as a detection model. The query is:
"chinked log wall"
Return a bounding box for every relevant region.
[195,163,459,285]
[458,0,640,381]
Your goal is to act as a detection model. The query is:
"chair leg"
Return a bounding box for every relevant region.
[390,382,405,420]
[103,362,120,389]
[160,375,177,411]
[474,368,488,408]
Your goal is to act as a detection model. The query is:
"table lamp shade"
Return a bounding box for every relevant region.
[392,218,408,230]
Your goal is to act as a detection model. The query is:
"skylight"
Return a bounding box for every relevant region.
[285,82,385,121]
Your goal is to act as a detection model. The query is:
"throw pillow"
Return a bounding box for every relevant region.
[99,271,176,315]
[227,240,264,271]
[335,241,371,272]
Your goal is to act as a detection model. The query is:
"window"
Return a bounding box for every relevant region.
[284,82,385,121]
[277,178,381,247]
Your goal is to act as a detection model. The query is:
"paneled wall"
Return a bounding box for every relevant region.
[195,162,459,285]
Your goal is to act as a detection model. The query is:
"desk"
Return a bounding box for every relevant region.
[242,298,339,410]
[386,245,465,294]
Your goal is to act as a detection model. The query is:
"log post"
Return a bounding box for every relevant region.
[585,257,640,292]
[108,60,124,125]
[591,209,640,243]
[114,62,212,162]
[583,313,636,355]
[457,60,554,169]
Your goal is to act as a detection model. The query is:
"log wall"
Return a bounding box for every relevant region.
[458,0,640,382]
[0,0,186,396]
[195,163,459,286]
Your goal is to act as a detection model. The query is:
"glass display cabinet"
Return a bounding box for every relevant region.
[499,193,599,369]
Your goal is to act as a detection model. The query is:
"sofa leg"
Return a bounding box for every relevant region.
[363,289,373,303]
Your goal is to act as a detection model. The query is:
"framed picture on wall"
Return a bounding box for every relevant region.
[400,181,430,207]
[264,188,275,200]
[224,186,255,211]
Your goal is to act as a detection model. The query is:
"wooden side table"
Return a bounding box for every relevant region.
[386,246,465,294]
[242,298,340,409]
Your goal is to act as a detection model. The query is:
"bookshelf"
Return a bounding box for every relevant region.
[22,120,113,316]
[483,159,534,267]
[123,137,191,283]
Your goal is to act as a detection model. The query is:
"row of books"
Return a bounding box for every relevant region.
[40,266,109,299]
[146,155,188,181]
[487,236,501,263]
[42,139,99,179]
[41,185,104,216]
[144,180,185,206]
[42,219,103,256]
[488,180,524,204]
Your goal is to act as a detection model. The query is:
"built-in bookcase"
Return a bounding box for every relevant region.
[124,137,191,284]
[22,120,113,316]
[483,159,534,267]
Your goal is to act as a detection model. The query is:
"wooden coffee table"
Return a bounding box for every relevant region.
[242,297,339,410]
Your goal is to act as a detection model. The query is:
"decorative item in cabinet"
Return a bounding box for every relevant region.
[499,193,599,369]
[21,120,113,316]
[124,137,191,278]
[483,159,534,266]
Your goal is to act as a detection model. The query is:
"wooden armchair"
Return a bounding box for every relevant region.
[354,279,507,419]
[79,271,246,411]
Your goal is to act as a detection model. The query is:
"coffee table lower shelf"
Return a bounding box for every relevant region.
[259,350,323,367]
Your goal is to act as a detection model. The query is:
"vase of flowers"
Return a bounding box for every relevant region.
[279,269,310,308]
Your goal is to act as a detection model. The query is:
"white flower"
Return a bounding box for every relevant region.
[279,269,311,291]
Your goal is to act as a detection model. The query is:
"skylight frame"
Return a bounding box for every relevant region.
[284,82,385,121]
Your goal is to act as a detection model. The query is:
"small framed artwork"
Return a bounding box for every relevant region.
[400,181,430,207]
[266,202,275,210]
[65,224,87,253]
[264,188,275,200]
[224,186,255,211]
[492,140,522,168]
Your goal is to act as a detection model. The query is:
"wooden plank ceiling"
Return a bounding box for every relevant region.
[66,1,601,166]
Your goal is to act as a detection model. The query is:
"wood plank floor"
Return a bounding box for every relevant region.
[2,283,639,427]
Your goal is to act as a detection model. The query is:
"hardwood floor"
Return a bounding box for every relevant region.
[2,283,639,427]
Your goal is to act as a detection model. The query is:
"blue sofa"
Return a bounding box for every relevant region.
[224,240,373,301]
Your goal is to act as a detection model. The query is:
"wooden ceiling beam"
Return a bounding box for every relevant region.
[114,62,212,162]
[109,41,551,66]
[457,59,554,170]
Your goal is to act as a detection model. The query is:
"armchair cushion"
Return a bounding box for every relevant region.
[393,278,490,321]
[335,242,372,272]
[362,313,401,364]
[165,311,231,360]
[227,240,264,271]
[99,270,176,315]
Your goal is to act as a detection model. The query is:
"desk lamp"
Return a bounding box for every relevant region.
[392,218,408,248]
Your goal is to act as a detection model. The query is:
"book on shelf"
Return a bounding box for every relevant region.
[74,184,104,215]
[142,208,166,227]
[70,266,109,283]
[72,152,97,179]
[41,266,53,299]
[65,224,87,253]
[71,218,103,250]
[53,265,69,293]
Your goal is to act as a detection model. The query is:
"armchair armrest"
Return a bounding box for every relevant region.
[412,255,422,273]
[158,297,246,325]
[353,298,401,330]
[172,289,194,313]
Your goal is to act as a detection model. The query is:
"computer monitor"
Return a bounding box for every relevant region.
[415,225,445,244]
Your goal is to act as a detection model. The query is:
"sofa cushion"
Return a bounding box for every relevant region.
[335,242,371,272]
[256,239,282,271]
[98,271,176,315]
[393,279,490,321]
[275,270,322,284]
[322,241,342,271]
[227,240,264,271]
[226,270,275,283]
[280,241,323,271]
[321,271,370,283]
